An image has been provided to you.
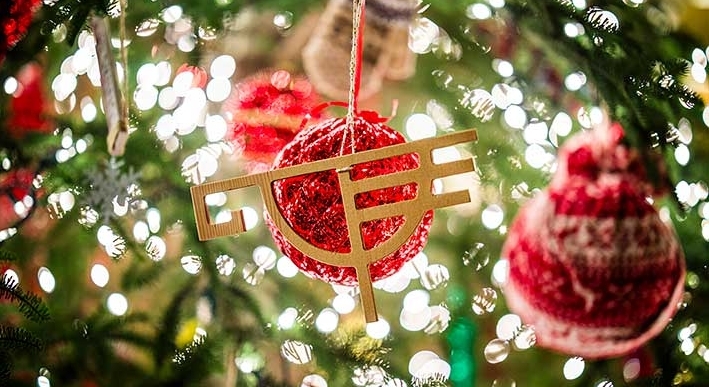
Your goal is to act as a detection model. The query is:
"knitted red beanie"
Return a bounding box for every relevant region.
[502,124,685,359]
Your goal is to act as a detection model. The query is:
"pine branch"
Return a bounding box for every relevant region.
[0,249,17,262]
[154,280,196,366]
[120,260,165,291]
[0,351,11,387]
[0,276,50,322]
[0,326,43,352]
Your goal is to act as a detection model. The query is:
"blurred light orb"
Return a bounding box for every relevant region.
[107,293,129,316]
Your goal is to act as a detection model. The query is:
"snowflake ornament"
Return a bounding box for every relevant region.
[81,159,141,225]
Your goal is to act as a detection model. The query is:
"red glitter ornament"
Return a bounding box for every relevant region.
[6,62,53,139]
[266,115,433,286]
[224,70,325,173]
[0,0,41,63]
[502,124,685,359]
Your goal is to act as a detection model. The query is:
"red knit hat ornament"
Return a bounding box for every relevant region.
[502,123,685,359]
[265,115,433,286]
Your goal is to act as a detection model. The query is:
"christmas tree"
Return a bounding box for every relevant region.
[1,0,708,386]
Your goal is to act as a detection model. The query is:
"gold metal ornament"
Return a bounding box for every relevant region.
[191,129,478,322]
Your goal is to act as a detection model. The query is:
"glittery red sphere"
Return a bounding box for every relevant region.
[502,125,685,359]
[266,116,433,286]
[224,70,324,173]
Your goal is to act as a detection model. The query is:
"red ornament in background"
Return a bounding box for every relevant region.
[6,62,53,139]
[0,0,41,63]
[265,116,433,286]
[176,64,208,89]
[0,168,36,231]
[502,124,685,359]
[224,70,325,173]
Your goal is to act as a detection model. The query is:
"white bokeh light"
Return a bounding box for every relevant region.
[481,204,504,229]
[81,98,97,122]
[564,22,585,37]
[692,63,707,83]
[205,114,228,142]
[155,114,177,140]
[162,5,183,23]
[210,55,236,79]
[366,318,390,339]
[496,313,522,340]
[675,144,690,166]
[158,87,179,110]
[173,71,194,96]
[525,143,552,169]
[564,71,587,91]
[3,269,19,285]
[403,289,430,313]
[332,294,356,314]
[134,85,159,111]
[133,221,150,243]
[253,245,277,270]
[563,357,585,380]
[107,293,129,316]
[97,225,116,245]
[206,78,232,102]
[466,3,492,19]
[493,59,514,77]
[155,61,172,86]
[400,307,432,332]
[301,374,328,387]
[315,308,339,333]
[278,307,298,330]
[523,121,549,145]
[405,113,437,140]
[242,206,259,230]
[409,350,440,376]
[3,77,18,94]
[137,63,158,86]
[146,208,161,233]
[37,267,56,293]
[91,263,110,287]
[550,112,573,136]
[504,105,527,129]
[491,259,509,287]
[277,256,299,278]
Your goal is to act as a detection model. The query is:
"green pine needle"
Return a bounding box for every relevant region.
[0,276,51,322]
[0,326,43,352]
[0,249,17,262]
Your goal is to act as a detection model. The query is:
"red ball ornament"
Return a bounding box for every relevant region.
[502,124,685,359]
[176,64,208,89]
[0,168,36,231]
[0,0,41,62]
[6,62,53,139]
[224,70,325,173]
[266,115,433,286]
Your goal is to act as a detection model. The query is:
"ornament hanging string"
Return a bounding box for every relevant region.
[341,0,367,156]
[118,0,129,134]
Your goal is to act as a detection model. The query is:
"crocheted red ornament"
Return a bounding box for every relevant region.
[266,115,433,286]
[502,124,685,359]
[0,0,41,62]
[224,70,324,173]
